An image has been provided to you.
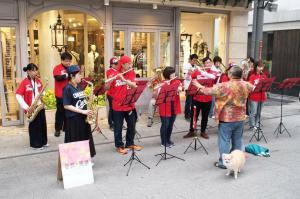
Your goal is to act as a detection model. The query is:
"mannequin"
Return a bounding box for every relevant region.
[193,32,204,56]
[182,37,190,64]
[87,44,99,76]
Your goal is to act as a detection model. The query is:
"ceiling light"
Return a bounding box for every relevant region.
[104,0,109,6]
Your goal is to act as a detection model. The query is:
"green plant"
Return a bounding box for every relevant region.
[43,89,56,110]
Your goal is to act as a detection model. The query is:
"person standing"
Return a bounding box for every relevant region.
[105,57,119,131]
[192,66,253,169]
[157,67,182,147]
[53,52,72,137]
[109,56,142,155]
[248,62,267,129]
[182,54,198,120]
[16,63,48,150]
[183,57,215,139]
[63,65,96,158]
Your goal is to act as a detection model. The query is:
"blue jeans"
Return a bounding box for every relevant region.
[249,100,264,128]
[184,92,192,118]
[218,121,244,166]
[208,97,215,118]
[160,115,176,145]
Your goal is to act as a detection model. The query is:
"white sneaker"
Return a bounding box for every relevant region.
[43,143,50,147]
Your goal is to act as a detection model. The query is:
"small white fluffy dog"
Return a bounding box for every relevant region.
[222,150,246,179]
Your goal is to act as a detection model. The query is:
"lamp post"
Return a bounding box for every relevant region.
[50,12,68,53]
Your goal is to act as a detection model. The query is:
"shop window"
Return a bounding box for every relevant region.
[180,12,227,77]
[131,32,155,77]
[113,31,125,58]
[0,27,20,125]
[160,32,171,68]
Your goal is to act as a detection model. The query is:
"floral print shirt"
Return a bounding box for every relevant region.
[202,79,253,122]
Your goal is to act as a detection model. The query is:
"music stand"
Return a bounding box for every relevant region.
[183,79,213,154]
[273,78,300,137]
[249,77,275,143]
[154,82,185,166]
[119,83,150,176]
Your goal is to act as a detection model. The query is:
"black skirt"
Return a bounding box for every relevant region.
[64,115,96,157]
[28,109,47,148]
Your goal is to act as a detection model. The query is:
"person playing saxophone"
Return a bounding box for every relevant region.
[16,63,48,150]
[63,65,96,158]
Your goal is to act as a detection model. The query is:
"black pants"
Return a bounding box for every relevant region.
[28,109,47,148]
[160,115,176,145]
[55,97,65,131]
[107,95,114,128]
[184,91,192,118]
[113,109,137,148]
[189,100,212,133]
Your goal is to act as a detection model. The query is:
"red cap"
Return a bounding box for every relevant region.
[117,56,132,71]
[110,57,119,67]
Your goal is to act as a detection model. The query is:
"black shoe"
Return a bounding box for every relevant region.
[54,131,60,137]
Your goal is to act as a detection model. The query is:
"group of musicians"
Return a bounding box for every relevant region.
[15,52,268,164]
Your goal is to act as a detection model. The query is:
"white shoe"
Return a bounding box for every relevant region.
[43,143,50,147]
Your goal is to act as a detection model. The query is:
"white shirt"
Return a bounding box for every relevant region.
[182,62,196,90]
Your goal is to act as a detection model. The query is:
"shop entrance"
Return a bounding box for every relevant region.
[28,10,105,89]
[0,27,21,127]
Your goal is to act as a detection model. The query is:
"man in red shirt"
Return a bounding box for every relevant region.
[52,52,72,137]
[107,56,142,155]
[183,57,216,139]
[105,57,119,131]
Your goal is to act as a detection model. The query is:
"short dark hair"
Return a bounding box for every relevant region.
[189,54,198,60]
[229,66,243,79]
[23,63,38,72]
[253,61,260,72]
[213,56,222,64]
[163,66,175,80]
[248,57,255,64]
[61,52,72,61]
[202,57,212,64]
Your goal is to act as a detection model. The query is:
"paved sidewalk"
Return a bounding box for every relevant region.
[0,95,300,199]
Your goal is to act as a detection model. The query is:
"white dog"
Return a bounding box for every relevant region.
[222,150,246,179]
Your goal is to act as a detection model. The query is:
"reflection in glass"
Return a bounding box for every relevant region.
[113,31,125,58]
[131,32,155,77]
[0,27,20,125]
[160,32,171,68]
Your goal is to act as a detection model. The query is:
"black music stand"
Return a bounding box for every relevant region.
[154,82,185,166]
[249,77,275,143]
[183,79,213,154]
[273,78,300,137]
[120,84,150,176]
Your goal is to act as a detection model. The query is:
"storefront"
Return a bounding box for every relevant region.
[0,0,250,126]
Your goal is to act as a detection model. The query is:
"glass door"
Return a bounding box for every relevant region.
[0,27,21,126]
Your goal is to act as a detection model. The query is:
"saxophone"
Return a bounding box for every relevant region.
[26,80,48,122]
[82,79,98,125]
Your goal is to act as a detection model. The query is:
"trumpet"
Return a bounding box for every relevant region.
[153,76,177,90]
[105,68,134,83]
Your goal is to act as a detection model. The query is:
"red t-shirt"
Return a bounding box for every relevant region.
[158,79,182,117]
[16,78,43,109]
[191,69,215,102]
[220,73,229,83]
[112,70,136,111]
[249,73,267,102]
[106,67,119,97]
[53,63,68,98]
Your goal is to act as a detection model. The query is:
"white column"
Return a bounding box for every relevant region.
[104,6,113,70]
[18,0,28,78]
[228,11,249,64]
[38,10,61,90]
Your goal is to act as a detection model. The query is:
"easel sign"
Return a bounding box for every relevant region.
[57,140,94,189]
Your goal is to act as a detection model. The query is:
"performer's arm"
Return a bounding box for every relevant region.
[64,105,93,116]
[192,79,216,95]
[54,74,68,81]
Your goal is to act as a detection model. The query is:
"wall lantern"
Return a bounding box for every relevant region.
[50,12,69,53]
